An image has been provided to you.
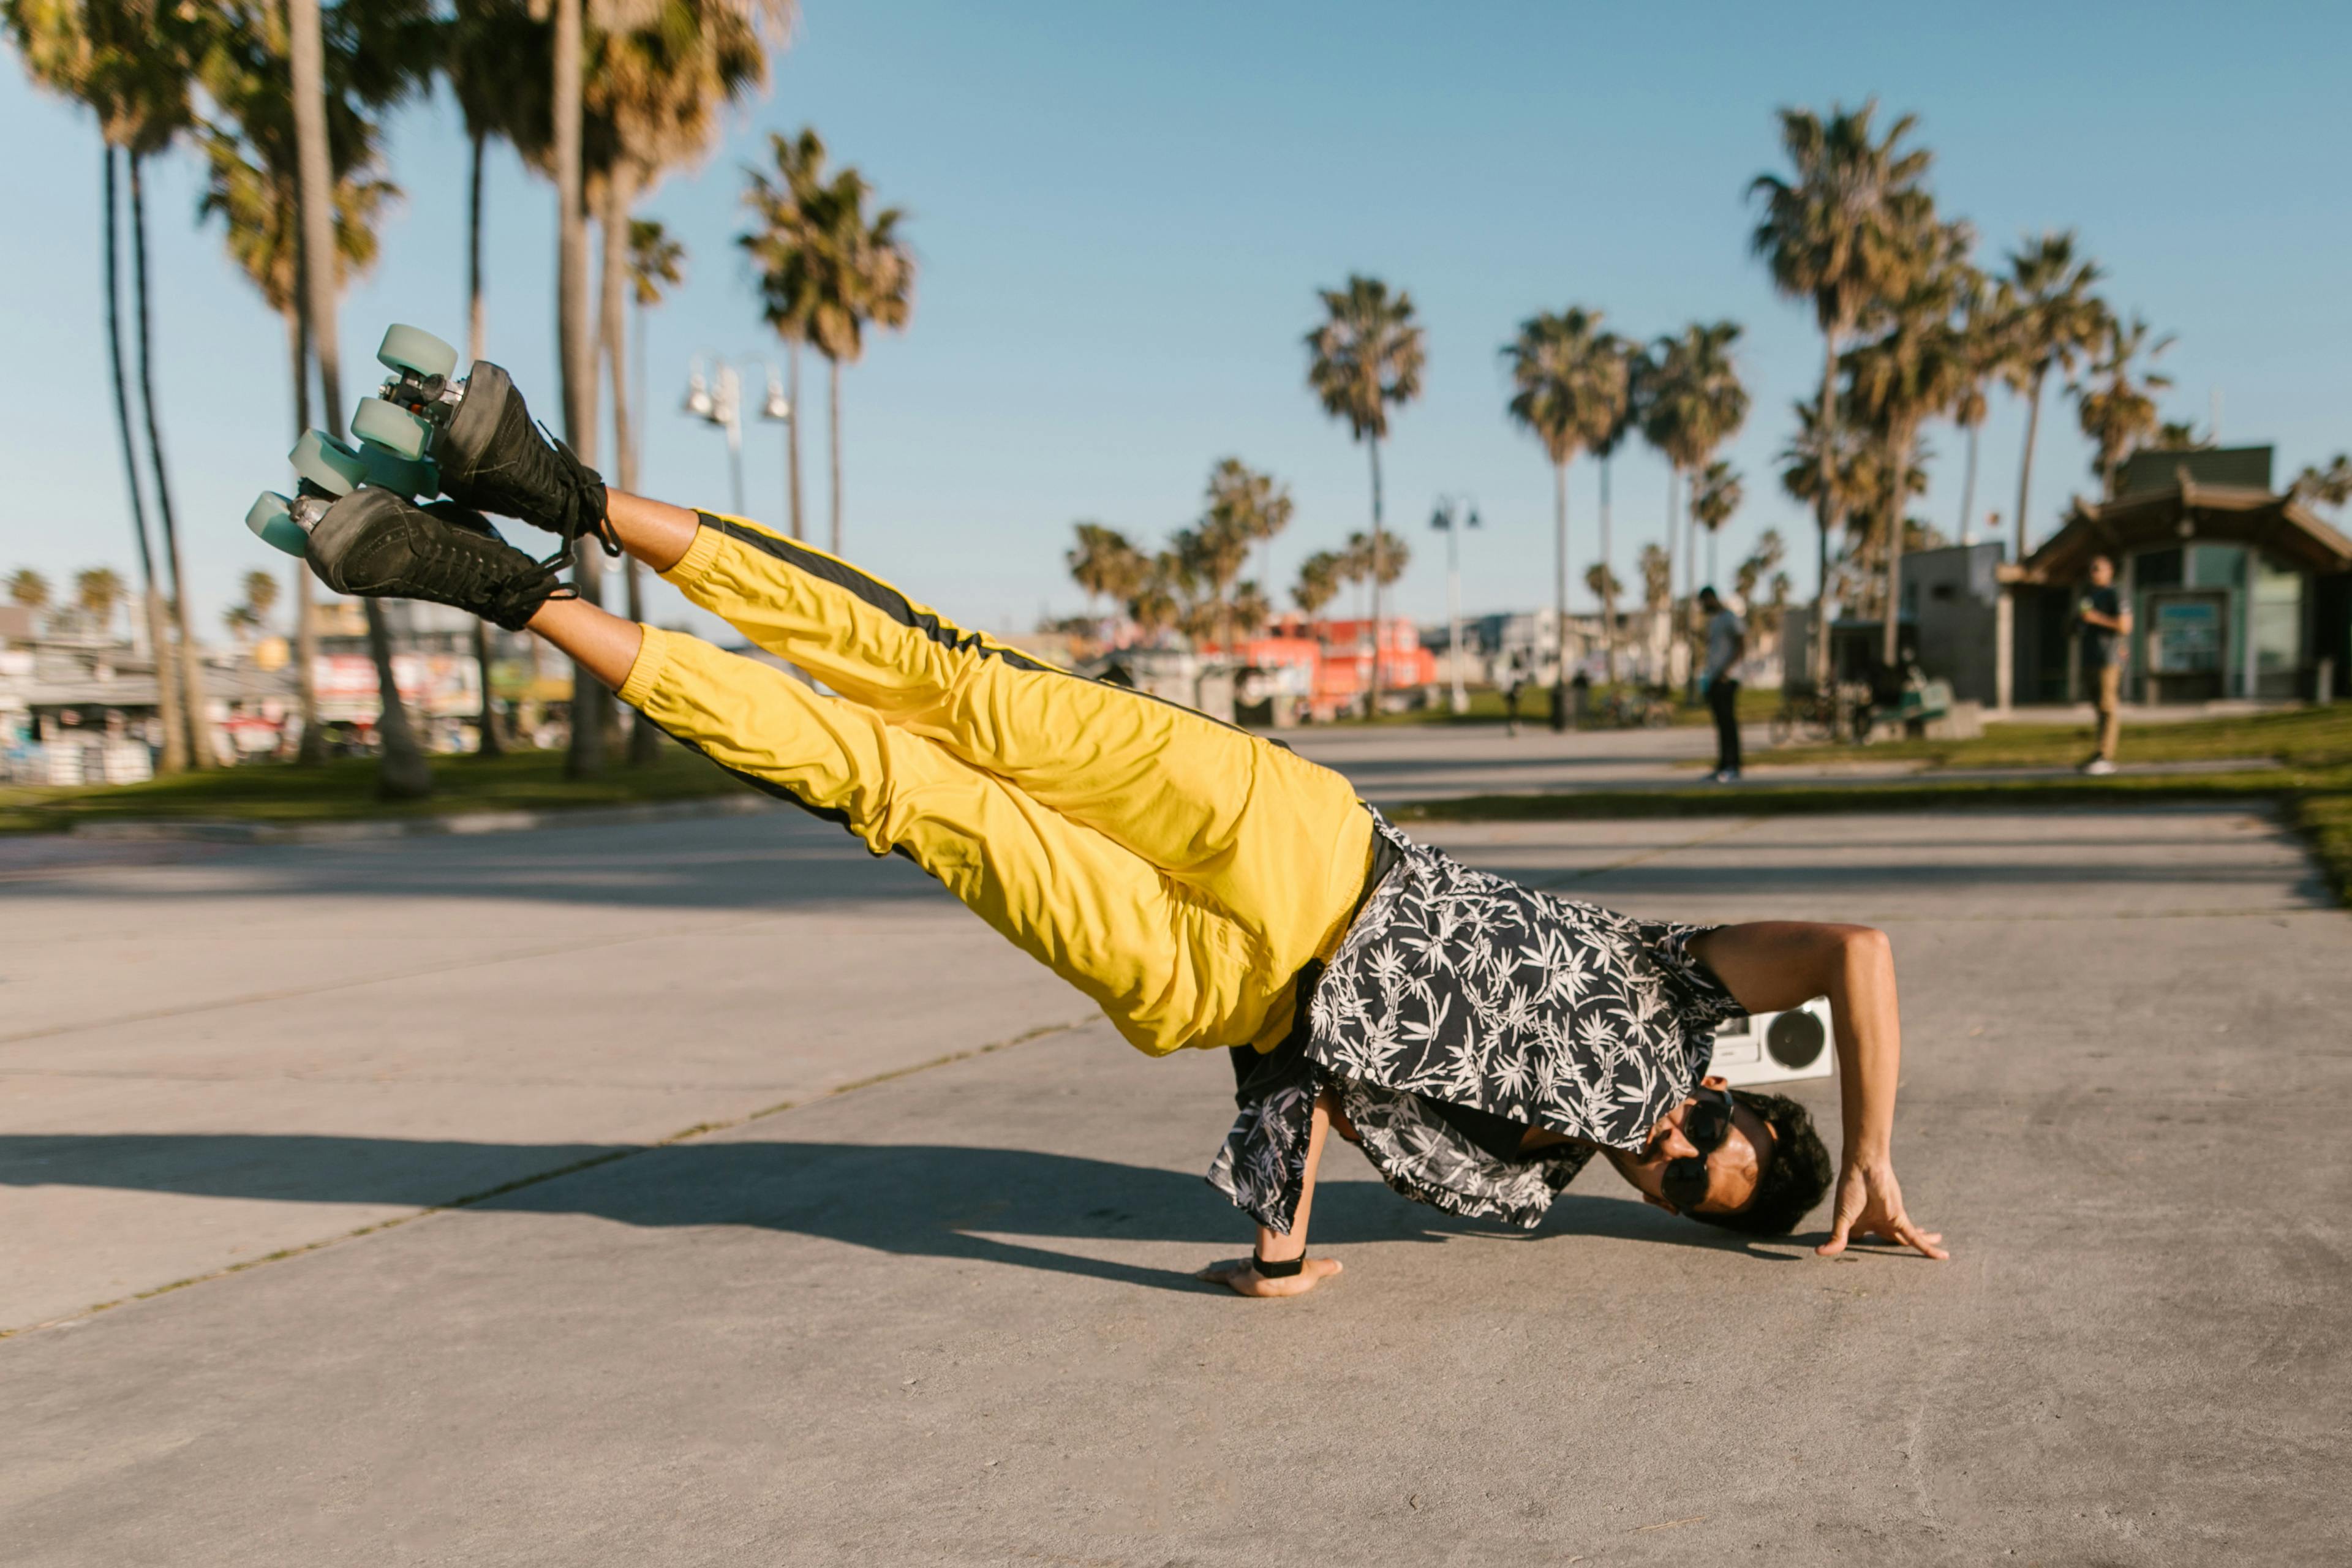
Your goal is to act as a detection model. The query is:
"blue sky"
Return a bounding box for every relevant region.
[4,0,2347,641]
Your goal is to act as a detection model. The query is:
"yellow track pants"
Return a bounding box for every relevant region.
[616,511,1376,1058]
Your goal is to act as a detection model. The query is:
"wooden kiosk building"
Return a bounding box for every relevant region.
[1997,447,2352,707]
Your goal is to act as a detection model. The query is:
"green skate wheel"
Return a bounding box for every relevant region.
[244,492,309,557]
[377,323,459,380]
[290,429,368,496]
[352,396,433,462]
[355,440,436,499]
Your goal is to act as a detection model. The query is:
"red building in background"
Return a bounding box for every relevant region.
[1216,613,1436,721]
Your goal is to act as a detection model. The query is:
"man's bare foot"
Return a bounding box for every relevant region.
[1196,1256,1344,1298]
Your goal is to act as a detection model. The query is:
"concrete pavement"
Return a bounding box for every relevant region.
[4,758,2348,1562]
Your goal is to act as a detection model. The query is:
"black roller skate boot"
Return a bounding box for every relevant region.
[434,361,616,554]
[307,489,570,632]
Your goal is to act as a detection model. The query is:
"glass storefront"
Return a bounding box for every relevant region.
[2125,543,2305,701]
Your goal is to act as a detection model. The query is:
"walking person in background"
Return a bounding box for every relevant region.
[2078,556,2132,775]
[1698,586,1745,783]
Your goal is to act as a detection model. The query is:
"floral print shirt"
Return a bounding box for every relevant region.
[1207,814,1743,1234]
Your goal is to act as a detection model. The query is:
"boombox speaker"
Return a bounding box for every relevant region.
[1708,995,1834,1087]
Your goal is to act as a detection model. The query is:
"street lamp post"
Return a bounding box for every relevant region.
[1430,496,1480,715]
[683,354,793,525]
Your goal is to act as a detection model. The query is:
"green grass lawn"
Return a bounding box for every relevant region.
[1401,703,2352,906]
[1757,703,2352,771]
[0,745,750,835]
[1322,682,1780,729]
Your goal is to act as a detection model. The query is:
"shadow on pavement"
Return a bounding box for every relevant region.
[3,1134,1792,1295]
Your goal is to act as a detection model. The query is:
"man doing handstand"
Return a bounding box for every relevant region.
[298,360,1947,1296]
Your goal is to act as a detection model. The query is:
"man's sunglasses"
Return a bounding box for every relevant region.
[1660,1085,1738,1214]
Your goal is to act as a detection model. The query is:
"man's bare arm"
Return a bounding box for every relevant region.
[1688,922,1948,1260]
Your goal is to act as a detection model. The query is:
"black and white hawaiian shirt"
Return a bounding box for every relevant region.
[1207,814,1744,1234]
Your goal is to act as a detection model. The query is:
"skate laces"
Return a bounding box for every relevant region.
[535,420,621,557]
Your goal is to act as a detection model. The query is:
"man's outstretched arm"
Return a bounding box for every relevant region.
[1689,922,1948,1260]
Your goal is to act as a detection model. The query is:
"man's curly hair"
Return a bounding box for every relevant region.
[1693,1090,1833,1237]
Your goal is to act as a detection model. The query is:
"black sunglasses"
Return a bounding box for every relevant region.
[1660,1085,1738,1215]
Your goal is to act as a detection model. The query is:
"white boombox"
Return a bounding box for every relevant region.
[1709,996,1835,1087]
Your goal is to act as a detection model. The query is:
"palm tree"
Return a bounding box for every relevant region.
[2072,312,2175,498]
[445,0,549,364]
[1999,230,2106,558]
[575,1,786,766]
[443,0,548,760]
[1735,529,1785,612]
[1292,551,1342,656]
[241,568,281,630]
[1067,522,1145,632]
[1947,268,2010,546]
[627,218,685,456]
[1749,99,1932,682]
[2154,420,2213,451]
[1778,392,1879,647]
[542,0,605,775]
[5,0,208,769]
[7,569,51,618]
[1583,560,1623,673]
[1305,275,1423,715]
[1504,306,1627,729]
[2291,455,2352,510]
[739,129,822,540]
[1847,216,1975,664]
[199,2,417,767]
[1228,581,1271,641]
[587,3,788,506]
[1199,458,1294,655]
[75,567,126,640]
[1592,334,1645,681]
[287,0,433,795]
[1642,322,1750,687]
[741,127,913,557]
[1690,459,1744,587]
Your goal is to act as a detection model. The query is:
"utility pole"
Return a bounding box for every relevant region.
[1430,496,1479,714]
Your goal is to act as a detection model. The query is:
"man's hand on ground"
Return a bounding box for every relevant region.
[1817,1156,1949,1261]
[1196,1256,1344,1297]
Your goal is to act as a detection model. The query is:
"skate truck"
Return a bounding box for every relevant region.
[243,325,467,557]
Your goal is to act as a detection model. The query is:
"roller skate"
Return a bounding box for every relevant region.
[244,324,608,560]
[303,488,569,633]
[244,425,442,558]
[356,325,610,549]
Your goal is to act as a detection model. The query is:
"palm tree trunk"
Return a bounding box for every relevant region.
[827,353,843,555]
[461,128,503,760]
[2013,364,2045,564]
[1812,335,1842,687]
[285,304,326,764]
[127,153,213,771]
[787,340,805,541]
[102,146,183,774]
[552,0,603,779]
[1662,465,1679,688]
[598,166,663,769]
[290,0,431,799]
[1598,451,1617,684]
[1883,428,1911,669]
[1684,467,1703,701]
[466,129,488,365]
[1957,420,1980,546]
[1366,436,1384,717]
[1549,456,1568,732]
